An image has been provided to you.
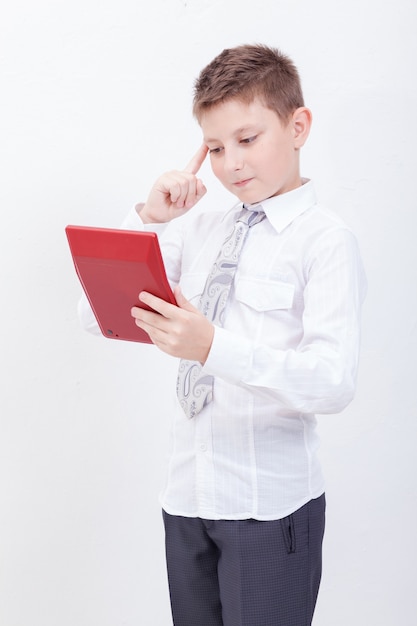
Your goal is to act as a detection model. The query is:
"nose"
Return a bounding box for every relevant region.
[224,147,244,173]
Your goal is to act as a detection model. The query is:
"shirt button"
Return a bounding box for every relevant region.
[199,443,207,452]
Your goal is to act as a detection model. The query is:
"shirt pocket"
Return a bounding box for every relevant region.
[235,277,295,312]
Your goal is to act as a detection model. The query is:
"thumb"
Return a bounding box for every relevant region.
[174,285,199,313]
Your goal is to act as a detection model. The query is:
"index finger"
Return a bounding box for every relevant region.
[137,291,176,317]
[184,143,209,175]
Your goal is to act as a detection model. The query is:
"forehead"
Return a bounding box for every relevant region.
[200,97,282,141]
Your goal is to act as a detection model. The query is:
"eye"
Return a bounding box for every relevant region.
[209,146,223,155]
[240,135,257,145]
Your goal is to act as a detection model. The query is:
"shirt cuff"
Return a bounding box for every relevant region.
[120,204,167,236]
[203,326,253,384]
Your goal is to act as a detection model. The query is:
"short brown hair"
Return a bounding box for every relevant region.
[193,44,304,123]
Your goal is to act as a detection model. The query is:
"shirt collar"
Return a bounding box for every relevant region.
[244,179,317,234]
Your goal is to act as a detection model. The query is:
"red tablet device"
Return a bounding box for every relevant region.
[65,225,177,343]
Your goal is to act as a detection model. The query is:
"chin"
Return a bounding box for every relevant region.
[233,183,280,205]
[237,193,268,206]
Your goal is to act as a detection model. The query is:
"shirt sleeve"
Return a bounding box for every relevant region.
[203,227,367,415]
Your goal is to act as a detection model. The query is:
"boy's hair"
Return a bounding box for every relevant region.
[193,44,304,123]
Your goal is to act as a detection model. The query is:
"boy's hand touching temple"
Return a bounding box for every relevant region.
[131,286,214,363]
[139,144,208,224]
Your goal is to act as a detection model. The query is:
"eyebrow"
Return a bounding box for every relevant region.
[204,125,259,144]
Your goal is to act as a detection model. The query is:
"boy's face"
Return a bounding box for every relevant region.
[201,98,308,205]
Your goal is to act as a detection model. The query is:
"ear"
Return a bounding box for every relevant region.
[291,107,312,149]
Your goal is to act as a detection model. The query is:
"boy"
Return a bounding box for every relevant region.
[80,44,366,626]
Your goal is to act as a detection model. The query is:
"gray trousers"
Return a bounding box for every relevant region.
[163,494,326,626]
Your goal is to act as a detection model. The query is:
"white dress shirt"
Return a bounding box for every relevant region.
[79,180,367,521]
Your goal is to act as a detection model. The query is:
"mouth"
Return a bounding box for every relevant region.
[232,178,254,188]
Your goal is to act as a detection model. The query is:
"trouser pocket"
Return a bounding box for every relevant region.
[280,514,296,554]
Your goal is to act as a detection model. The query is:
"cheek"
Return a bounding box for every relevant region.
[210,158,224,181]
[264,146,287,173]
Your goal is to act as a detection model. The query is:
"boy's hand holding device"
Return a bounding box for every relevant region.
[131,286,214,363]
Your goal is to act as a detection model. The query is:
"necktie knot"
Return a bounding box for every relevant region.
[238,205,265,228]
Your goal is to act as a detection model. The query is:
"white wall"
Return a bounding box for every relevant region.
[1,1,416,624]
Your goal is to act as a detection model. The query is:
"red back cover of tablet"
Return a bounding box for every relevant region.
[65,225,176,343]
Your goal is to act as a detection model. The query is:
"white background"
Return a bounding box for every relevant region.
[1,1,416,624]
